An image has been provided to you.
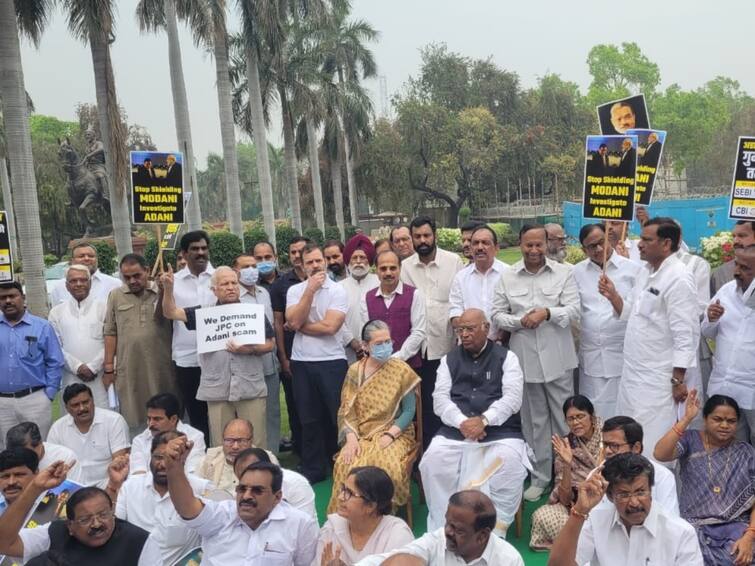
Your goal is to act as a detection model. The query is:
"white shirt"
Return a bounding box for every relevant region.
[702,280,755,409]
[434,345,523,429]
[46,408,130,486]
[575,502,703,565]
[183,499,318,565]
[573,253,640,377]
[449,259,509,339]
[172,265,216,367]
[48,294,107,379]
[491,258,580,382]
[281,468,317,520]
[39,442,83,484]
[115,472,213,566]
[401,249,464,359]
[19,522,162,565]
[359,281,426,362]
[50,269,122,307]
[129,421,207,476]
[676,249,711,315]
[596,460,679,517]
[355,527,524,566]
[287,277,349,362]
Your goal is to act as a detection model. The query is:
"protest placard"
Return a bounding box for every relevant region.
[0,211,13,282]
[626,128,666,206]
[161,192,192,251]
[195,303,265,354]
[597,94,650,136]
[728,136,755,220]
[130,151,184,224]
[583,135,638,221]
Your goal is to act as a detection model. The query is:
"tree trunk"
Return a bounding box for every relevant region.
[165,0,201,230]
[279,87,301,232]
[0,157,19,262]
[447,203,460,228]
[0,2,47,314]
[213,19,243,243]
[90,35,133,257]
[331,150,345,239]
[246,47,276,247]
[342,129,359,228]
[306,116,324,232]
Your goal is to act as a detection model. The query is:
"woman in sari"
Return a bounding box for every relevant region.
[316,467,414,565]
[327,320,420,513]
[655,391,755,566]
[530,395,603,551]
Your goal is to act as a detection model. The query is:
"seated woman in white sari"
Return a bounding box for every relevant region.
[315,467,414,566]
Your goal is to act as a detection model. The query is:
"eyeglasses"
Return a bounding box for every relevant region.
[603,442,630,452]
[72,510,114,527]
[235,485,270,497]
[338,484,366,502]
[613,489,650,502]
[548,237,567,243]
[566,413,589,423]
[584,242,604,252]
[455,324,484,336]
[223,437,252,446]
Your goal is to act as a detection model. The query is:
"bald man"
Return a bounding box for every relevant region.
[357,490,524,565]
[545,223,568,264]
[419,309,529,538]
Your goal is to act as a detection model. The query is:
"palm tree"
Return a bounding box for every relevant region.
[62,0,133,258]
[136,0,203,231]
[0,0,51,315]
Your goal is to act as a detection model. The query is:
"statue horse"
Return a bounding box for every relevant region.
[58,138,111,238]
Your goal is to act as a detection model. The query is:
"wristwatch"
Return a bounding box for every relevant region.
[481,415,489,427]
[670,376,684,386]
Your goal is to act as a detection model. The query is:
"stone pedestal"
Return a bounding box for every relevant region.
[68,234,148,256]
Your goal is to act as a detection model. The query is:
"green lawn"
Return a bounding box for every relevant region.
[497,247,522,265]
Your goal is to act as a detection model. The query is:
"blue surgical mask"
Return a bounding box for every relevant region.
[239,267,259,286]
[370,341,393,362]
[258,260,277,275]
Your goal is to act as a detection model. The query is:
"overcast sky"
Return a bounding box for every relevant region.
[20,0,752,168]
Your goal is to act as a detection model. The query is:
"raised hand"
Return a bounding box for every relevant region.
[683,388,701,425]
[164,436,194,468]
[160,264,175,291]
[598,274,617,301]
[552,435,573,465]
[574,472,607,515]
[321,541,345,566]
[32,461,73,491]
[707,299,725,323]
[107,455,130,488]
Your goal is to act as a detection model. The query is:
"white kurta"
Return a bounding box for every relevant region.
[50,269,122,307]
[339,273,379,363]
[47,295,108,408]
[616,255,699,459]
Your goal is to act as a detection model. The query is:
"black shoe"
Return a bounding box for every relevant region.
[279,439,293,452]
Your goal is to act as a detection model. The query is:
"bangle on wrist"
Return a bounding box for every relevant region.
[570,507,589,520]
[383,431,397,440]
[104,370,114,374]
[671,424,685,437]
[545,308,551,321]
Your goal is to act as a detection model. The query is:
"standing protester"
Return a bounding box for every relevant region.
[286,244,349,483]
[492,225,580,501]
[252,241,279,292]
[401,215,463,447]
[50,243,121,307]
[233,253,281,453]
[545,223,568,264]
[459,221,482,263]
[339,234,379,364]
[0,282,63,449]
[48,265,108,409]
[103,254,175,429]
[324,240,347,281]
[171,231,215,443]
[573,224,640,418]
[703,244,755,443]
[599,217,699,458]
[360,250,426,369]
[390,226,414,262]
[270,236,311,456]
[162,266,275,448]
[710,221,755,295]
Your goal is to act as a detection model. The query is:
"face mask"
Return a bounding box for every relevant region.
[257,261,277,275]
[370,341,393,362]
[350,265,369,278]
[239,267,259,286]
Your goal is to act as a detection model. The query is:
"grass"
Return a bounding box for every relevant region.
[497,247,522,265]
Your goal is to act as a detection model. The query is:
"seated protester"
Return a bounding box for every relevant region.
[112,431,214,566]
[196,418,278,493]
[547,453,703,566]
[328,319,420,514]
[599,416,679,516]
[530,395,602,551]
[0,448,38,516]
[317,466,413,565]
[356,490,524,566]
[46,384,130,487]
[6,422,82,484]
[233,447,316,519]
[164,435,318,565]
[129,393,206,476]
[161,265,275,448]
[654,392,755,566]
[419,308,529,538]
[0,461,161,565]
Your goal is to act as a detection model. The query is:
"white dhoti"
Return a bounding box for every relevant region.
[419,436,530,537]
[579,369,620,420]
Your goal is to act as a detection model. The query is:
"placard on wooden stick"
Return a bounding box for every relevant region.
[728,136,755,221]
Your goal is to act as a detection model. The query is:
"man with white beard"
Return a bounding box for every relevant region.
[545,223,568,264]
[339,234,379,364]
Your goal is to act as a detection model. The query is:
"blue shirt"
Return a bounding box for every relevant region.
[0,311,64,399]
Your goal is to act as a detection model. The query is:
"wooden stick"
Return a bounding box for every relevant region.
[620,222,628,243]
[151,225,165,279]
[602,227,610,274]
